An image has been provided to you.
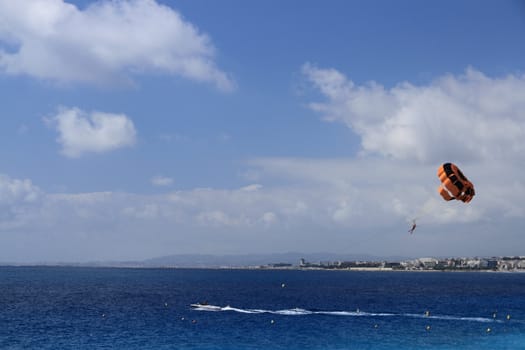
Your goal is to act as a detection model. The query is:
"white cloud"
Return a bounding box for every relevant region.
[122,203,160,220]
[48,107,137,158]
[197,210,237,227]
[0,0,234,90]
[151,176,173,187]
[0,174,41,227]
[0,174,41,204]
[240,184,262,192]
[260,211,277,224]
[303,64,525,163]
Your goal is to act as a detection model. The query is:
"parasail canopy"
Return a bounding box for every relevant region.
[437,163,475,203]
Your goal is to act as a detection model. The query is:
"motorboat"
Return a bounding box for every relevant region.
[190,303,222,311]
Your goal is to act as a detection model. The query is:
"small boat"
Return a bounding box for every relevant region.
[190,303,222,311]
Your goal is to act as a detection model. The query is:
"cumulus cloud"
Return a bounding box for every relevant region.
[240,184,262,192]
[47,107,137,157]
[303,64,525,163]
[0,174,41,204]
[0,0,234,90]
[0,174,41,228]
[151,175,173,187]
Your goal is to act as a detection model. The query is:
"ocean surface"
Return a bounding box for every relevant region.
[0,267,524,349]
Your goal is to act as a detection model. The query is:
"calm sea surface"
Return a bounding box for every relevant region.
[0,267,524,349]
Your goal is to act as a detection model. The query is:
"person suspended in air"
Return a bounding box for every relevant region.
[408,220,417,234]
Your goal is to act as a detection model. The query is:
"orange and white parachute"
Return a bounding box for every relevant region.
[437,163,475,203]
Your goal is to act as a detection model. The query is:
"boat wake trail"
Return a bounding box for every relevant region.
[190,304,504,323]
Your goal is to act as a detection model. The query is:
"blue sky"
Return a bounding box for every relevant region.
[0,0,524,262]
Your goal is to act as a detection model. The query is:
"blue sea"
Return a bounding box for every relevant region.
[0,267,524,349]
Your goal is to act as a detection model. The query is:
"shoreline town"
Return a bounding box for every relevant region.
[2,256,525,272]
[261,256,525,272]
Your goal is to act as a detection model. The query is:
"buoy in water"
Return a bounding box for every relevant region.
[271,320,275,324]
[506,314,511,320]
[281,283,286,288]
[486,327,491,333]
[426,325,431,331]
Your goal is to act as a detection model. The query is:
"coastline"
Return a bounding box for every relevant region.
[1,264,524,273]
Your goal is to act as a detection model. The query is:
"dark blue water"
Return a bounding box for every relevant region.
[0,267,524,349]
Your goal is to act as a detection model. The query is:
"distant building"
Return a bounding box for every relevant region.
[486,259,498,269]
[417,258,439,269]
